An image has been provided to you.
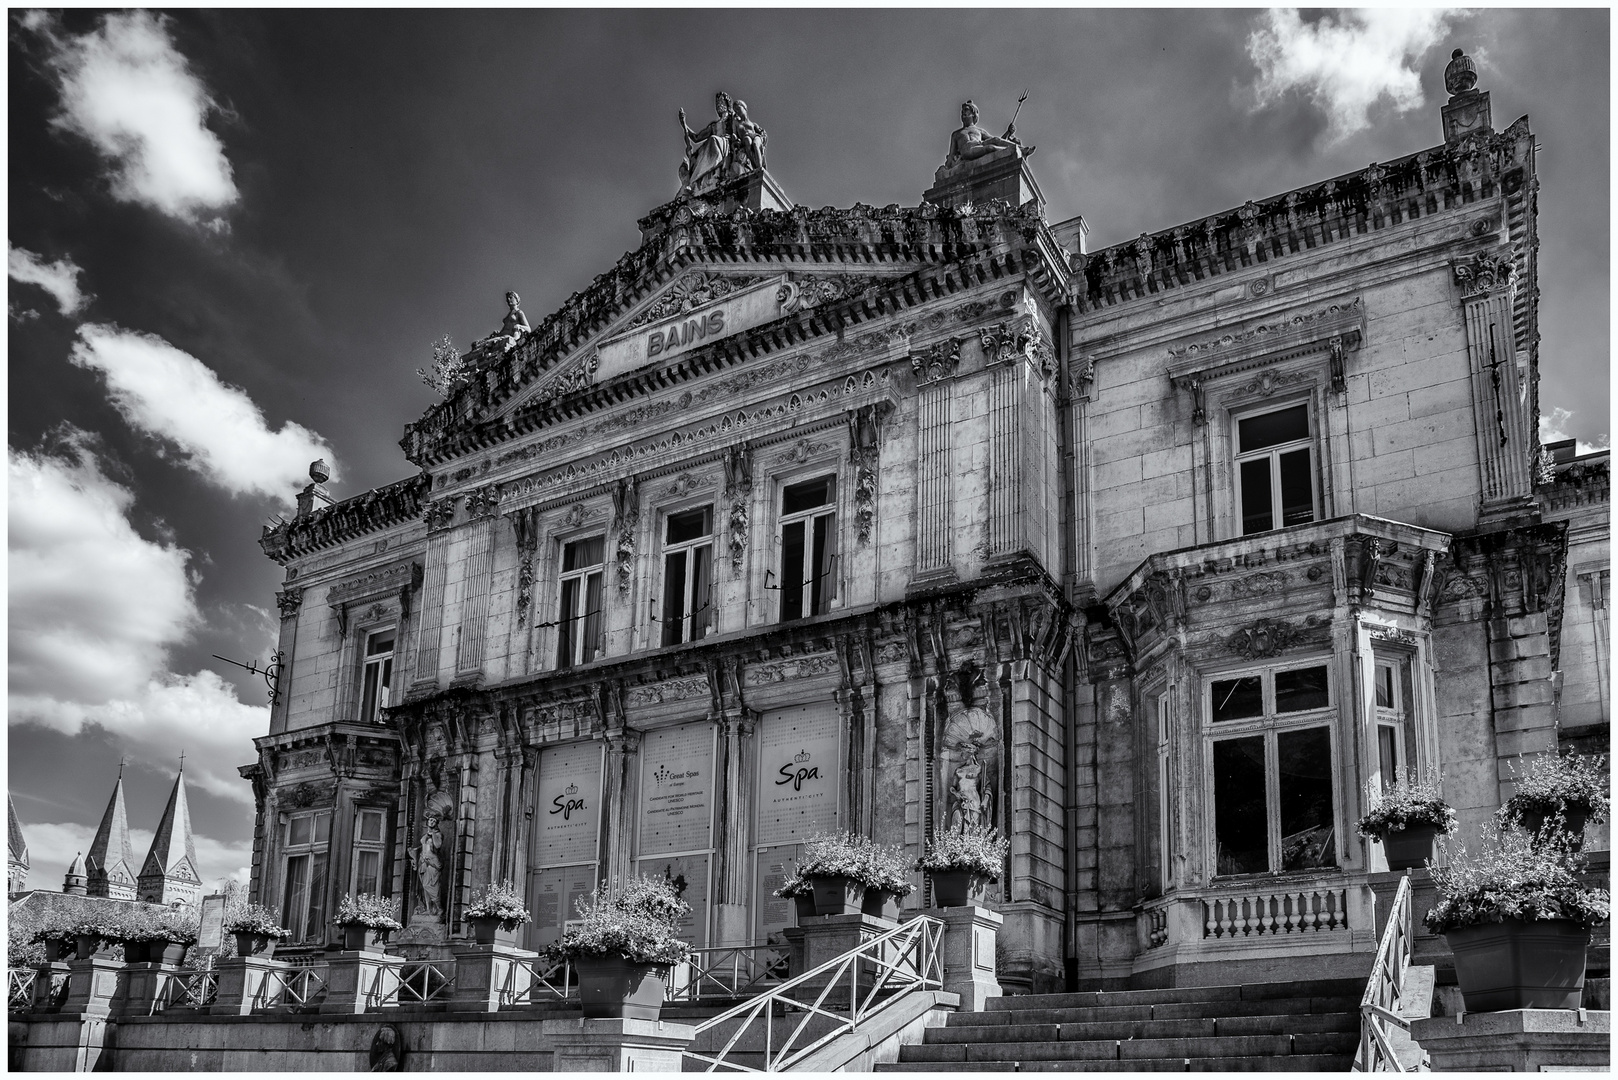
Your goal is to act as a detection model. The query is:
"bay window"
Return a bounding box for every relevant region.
[779,476,837,621]
[1235,403,1317,535]
[557,536,605,668]
[660,507,714,646]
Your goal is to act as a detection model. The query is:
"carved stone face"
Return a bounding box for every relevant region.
[961,103,978,126]
[505,291,519,309]
[715,93,731,117]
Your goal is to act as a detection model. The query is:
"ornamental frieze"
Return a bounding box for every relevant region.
[1166,299,1363,365]
[744,652,839,687]
[1224,616,1329,660]
[626,675,710,708]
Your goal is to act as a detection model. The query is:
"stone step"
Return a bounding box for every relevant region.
[877,1054,1354,1072]
[899,1031,1359,1064]
[927,1011,1359,1044]
[980,978,1363,1012]
[949,995,1359,1027]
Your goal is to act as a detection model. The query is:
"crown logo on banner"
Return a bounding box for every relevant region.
[564,782,578,796]
[795,749,811,764]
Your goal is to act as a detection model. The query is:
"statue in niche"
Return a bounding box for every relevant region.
[413,810,444,916]
[945,100,1034,171]
[936,662,1000,836]
[947,748,987,832]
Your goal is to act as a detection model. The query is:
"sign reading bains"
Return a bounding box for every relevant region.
[593,277,791,384]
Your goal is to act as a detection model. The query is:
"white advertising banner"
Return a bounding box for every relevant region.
[593,277,788,384]
[753,846,802,946]
[638,723,715,855]
[534,742,603,868]
[755,705,841,847]
[636,853,711,949]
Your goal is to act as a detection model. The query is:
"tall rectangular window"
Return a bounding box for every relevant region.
[351,809,387,896]
[1207,662,1338,876]
[358,628,395,724]
[1236,403,1316,535]
[779,476,837,622]
[1373,656,1417,792]
[660,507,714,646]
[1156,691,1173,891]
[557,537,605,669]
[281,810,331,943]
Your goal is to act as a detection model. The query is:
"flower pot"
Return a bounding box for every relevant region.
[861,888,904,921]
[573,953,670,1020]
[1521,803,1592,846]
[73,933,114,961]
[123,941,150,964]
[1445,918,1591,1012]
[929,869,990,908]
[793,893,817,921]
[468,915,522,947]
[43,938,71,963]
[232,931,277,959]
[342,924,391,952]
[153,942,188,966]
[1379,823,1441,871]
[808,875,865,916]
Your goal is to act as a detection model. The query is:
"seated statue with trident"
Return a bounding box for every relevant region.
[945,93,1036,170]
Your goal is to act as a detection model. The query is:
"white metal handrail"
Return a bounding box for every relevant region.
[498,955,575,1006]
[253,965,325,1010]
[151,969,219,1013]
[683,915,944,1073]
[1355,873,1413,1072]
[8,968,37,1011]
[671,945,791,1001]
[394,960,455,1005]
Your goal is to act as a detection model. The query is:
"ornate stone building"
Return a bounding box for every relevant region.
[244,56,1605,992]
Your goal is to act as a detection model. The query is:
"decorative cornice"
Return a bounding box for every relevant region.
[260,474,430,565]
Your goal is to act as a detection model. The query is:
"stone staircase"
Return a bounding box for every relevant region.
[878,978,1365,1072]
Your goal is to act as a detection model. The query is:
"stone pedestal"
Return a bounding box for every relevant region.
[922,149,1044,212]
[31,961,70,1011]
[58,956,122,1018]
[449,943,535,1012]
[1411,1008,1609,1071]
[114,962,179,1016]
[920,904,1003,1011]
[541,1016,696,1072]
[790,913,893,996]
[320,950,406,1014]
[212,955,290,1015]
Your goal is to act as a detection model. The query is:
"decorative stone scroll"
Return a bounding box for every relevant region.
[1452,250,1517,298]
[910,338,962,385]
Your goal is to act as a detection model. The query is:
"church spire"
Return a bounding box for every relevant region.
[8,794,29,897]
[86,763,138,900]
[137,761,201,907]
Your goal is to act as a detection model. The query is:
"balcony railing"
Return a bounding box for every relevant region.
[8,968,37,1011]
[390,960,455,1007]
[1204,884,1349,938]
[254,965,325,1010]
[670,944,791,1001]
[151,969,220,1013]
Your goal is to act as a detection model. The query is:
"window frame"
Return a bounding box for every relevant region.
[1202,658,1341,879]
[776,474,839,623]
[556,534,607,669]
[350,808,389,897]
[1231,400,1319,536]
[658,504,715,647]
[280,809,332,944]
[1156,690,1174,892]
[357,626,396,724]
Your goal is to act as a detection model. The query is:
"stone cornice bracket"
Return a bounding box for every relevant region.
[612,478,640,596]
[1328,335,1348,397]
[1070,352,1096,401]
[1452,248,1517,299]
[909,337,962,385]
[1359,538,1389,603]
[1415,549,1441,619]
[276,587,304,619]
[464,484,500,519]
[423,498,456,532]
[1173,374,1208,426]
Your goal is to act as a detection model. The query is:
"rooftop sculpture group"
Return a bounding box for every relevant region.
[678,91,768,196]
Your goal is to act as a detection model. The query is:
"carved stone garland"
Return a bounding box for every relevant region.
[723,445,753,572]
[613,477,640,596]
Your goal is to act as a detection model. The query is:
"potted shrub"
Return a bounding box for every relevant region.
[1357,772,1457,871]
[143,908,200,966]
[798,833,878,916]
[222,902,290,959]
[918,827,1008,907]
[860,843,915,921]
[1425,827,1610,1012]
[464,881,532,946]
[335,893,402,952]
[545,877,692,1020]
[28,915,76,964]
[65,918,125,961]
[773,872,817,921]
[1500,752,1610,848]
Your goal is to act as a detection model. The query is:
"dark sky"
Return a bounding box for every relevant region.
[7,9,1608,892]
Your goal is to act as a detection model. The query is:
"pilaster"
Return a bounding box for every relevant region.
[1456,252,1535,523]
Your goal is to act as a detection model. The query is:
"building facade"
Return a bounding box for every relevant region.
[244,56,1606,992]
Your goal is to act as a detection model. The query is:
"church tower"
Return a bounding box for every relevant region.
[7,795,28,897]
[85,766,139,900]
[136,765,202,907]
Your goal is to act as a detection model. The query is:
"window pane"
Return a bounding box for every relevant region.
[810,513,835,616]
[358,811,383,843]
[665,507,711,544]
[689,546,712,639]
[1211,676,1263,722]
[1378,726,1401,793]
[355,849,380,896]
[313,812,331,845]
[306,853,329,939]
[1238,405,1309,453]
[781,520,805,621]
[1213,737,1269,875]
[563,536,605,572]
[1275,666,1329,713]
[1278,727,1336,871]
[1375,664,1395,710]
[581,573,604,663]
[1240,459,1274,535]
[558,578,579,667]
[783,476,835,516]
[1278,449,1314,527]
[289,815,312,847]
[361,662,381,722]
[661,549,688,647]
[367,630,395,656]
[282,854,309,935]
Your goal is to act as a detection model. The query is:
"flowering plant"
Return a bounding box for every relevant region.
[772,872,812,899]
[335,893,403,930]
[863,843,915,896]
[544,876,692,966]
[124,907,201,945]
[1499,752,1610,828]
[28,912,79,947]
[465,881,532,924]
[63,918,131,942]
[1356,771,1458,840]
[1424,826,1611,935]
[222,901,291,939]
[796,833,912,893]
[917,827,1009,879]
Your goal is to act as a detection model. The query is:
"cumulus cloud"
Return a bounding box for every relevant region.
[36,10,238,225]
[1248,9,1457,143]
[8,244,89,315]
[9,432,268,805]
[69,323,336,503]
[1540,407,1611,458]
[21,820,251,899]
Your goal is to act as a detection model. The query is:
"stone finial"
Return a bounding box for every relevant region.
[309,459,331,485]
[1444,48,1478,97]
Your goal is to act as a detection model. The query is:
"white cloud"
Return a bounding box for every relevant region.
[20,821,251,901]
[1247,9,1457,143]
[9,433,267,807]
[39,10,238,225]
[1540,407,1610,457]
[8,244,89,315]
[69,323,336,503]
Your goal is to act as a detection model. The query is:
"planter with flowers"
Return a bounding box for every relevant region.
[545,877,692,1020]
[1425,827,1610,1012]
[65,919,127,961]
[335,893,402,952]
[124,908,200,966]
[918,827,1009,907]
[1357,773,1457,871]
[860,843,915,921]
[796,833,884,916]
[1500,752,1610,848]
[465,881,532,946]
[222,902,291,959]
[773,872,817,921]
